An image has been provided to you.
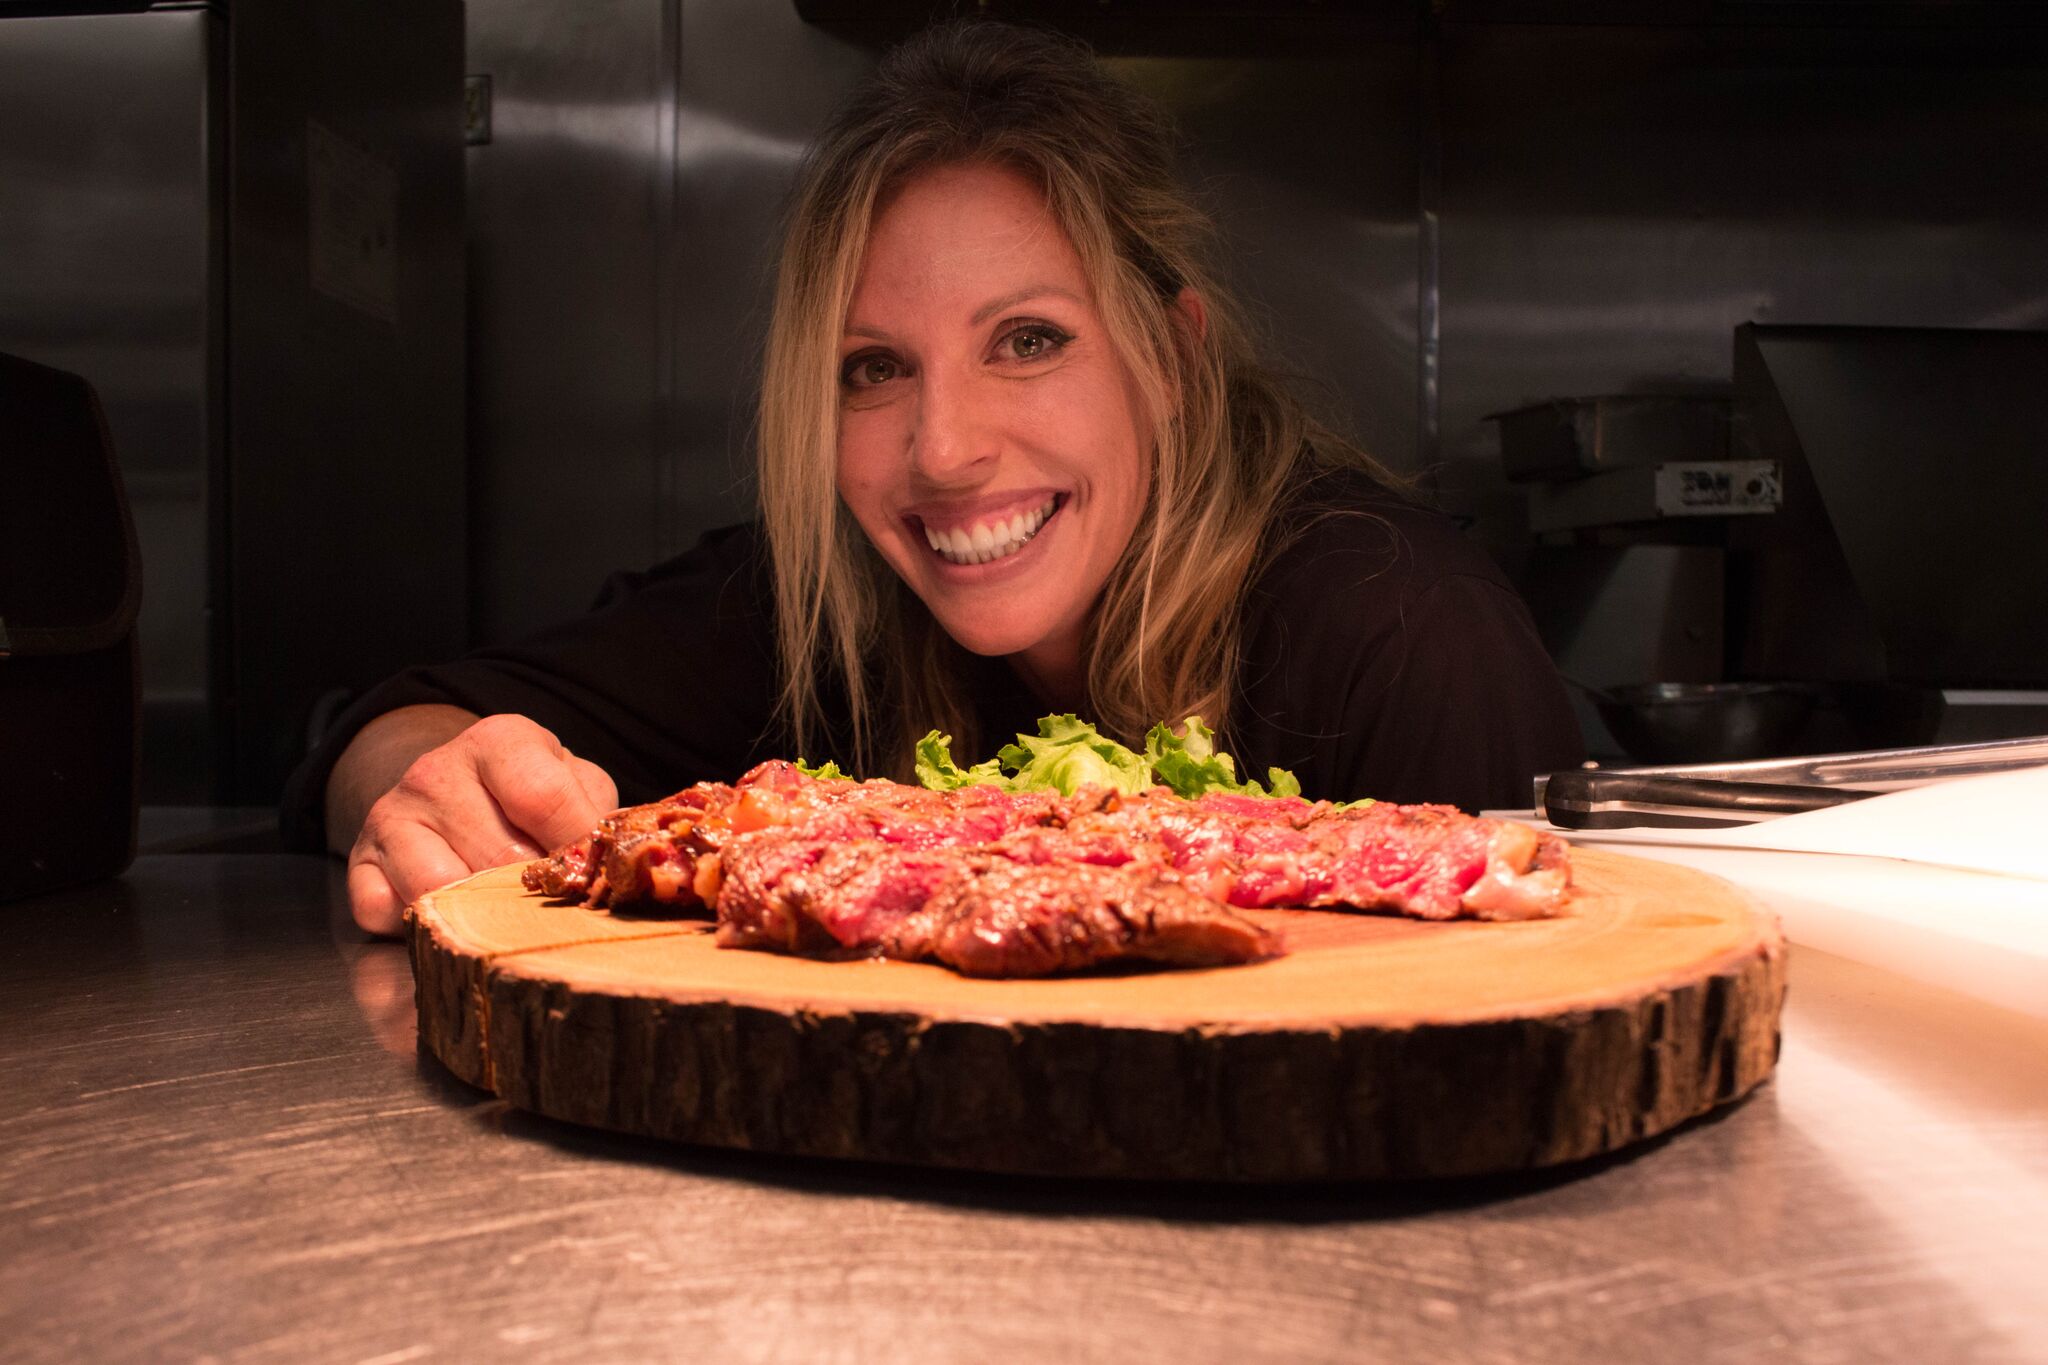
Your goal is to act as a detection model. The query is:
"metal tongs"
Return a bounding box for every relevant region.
[1536,734,2048,830]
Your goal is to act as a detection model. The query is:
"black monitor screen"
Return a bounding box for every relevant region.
[1739,325,2048,687]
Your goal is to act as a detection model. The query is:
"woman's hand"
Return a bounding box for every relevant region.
[327,706,619,936]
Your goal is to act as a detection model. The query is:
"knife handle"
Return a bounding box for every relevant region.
[1542,771,1872,830]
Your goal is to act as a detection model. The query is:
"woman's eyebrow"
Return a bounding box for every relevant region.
[970,285,1081,325]
[843,286,1083,341]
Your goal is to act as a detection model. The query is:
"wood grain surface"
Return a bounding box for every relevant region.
[407,845,1785,1180]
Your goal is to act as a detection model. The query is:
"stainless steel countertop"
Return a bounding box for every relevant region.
[4,853,2045,1364]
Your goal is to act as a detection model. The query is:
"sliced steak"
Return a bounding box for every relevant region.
[523,763,1572,976]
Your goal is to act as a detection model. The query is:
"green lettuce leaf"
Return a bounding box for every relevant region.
[794,756,849,781]
[993,713,1153,797]
[914,731,1007,790]
[1144,717,1303,800]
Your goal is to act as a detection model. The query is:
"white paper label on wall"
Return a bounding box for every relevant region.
[1653,459,1780,516]
[308,120,399,325]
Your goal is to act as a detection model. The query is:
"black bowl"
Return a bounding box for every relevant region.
[1593,681,1818,766]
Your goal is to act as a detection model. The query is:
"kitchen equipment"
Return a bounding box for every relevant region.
[1520,327,2048,763]
[1732,325,2048,697]
[1579,679,1819,765]
[1535,731,2048,825]
[410,849,1783,1181]
[1490,394,1731,481]
[1525,459,1781,534]
[1542,772,1866,830]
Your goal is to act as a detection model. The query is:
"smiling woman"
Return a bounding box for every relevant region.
[763,24,1373,776]
[290,20,1583,936]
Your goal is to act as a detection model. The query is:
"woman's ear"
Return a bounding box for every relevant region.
[1175,286,1209,341]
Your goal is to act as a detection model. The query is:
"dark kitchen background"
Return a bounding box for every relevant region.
[3,0,2045,807]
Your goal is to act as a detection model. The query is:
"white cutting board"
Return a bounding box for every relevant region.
[1498,765,2048,1019]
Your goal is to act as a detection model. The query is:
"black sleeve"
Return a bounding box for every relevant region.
[278,522,787,850]
[1231,494,1583,813]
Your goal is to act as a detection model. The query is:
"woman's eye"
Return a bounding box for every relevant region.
[841,353,901,388]
[998,324,1072,363]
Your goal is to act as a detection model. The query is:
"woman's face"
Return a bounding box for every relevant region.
[835,161,1151,690]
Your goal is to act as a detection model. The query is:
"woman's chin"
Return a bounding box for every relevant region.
[920,585,1076,657]
[927,613,1044,659]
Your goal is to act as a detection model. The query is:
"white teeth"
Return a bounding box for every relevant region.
[923,497,1058,566]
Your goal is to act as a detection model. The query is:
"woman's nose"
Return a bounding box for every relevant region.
[907,371,996,485]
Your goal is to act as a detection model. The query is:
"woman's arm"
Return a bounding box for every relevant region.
[327,705,619,936]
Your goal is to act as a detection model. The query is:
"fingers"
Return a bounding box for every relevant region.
[347,857,404,937]
[468,719,613,852]
[353,817,473,927]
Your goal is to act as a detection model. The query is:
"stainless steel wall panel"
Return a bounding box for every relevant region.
[225,0,467,800]
[669,0,872,549]
[1114,52,1422,473]
[0,8,222,799]
[463,0,675,641]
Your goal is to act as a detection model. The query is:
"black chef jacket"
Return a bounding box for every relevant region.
[279,469,1581,848]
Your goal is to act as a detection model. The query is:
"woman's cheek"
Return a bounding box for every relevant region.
[834,421,888,511]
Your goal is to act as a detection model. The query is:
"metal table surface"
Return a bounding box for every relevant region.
[4,852,2045,1365]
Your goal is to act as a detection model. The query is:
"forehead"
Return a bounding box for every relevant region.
[849,161,1089,314]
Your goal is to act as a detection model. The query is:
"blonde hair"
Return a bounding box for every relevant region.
[758,21,1396,777]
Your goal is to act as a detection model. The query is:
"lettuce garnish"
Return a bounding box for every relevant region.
[995,713,1155,796]
[1143,716,1302,800]
[912,714,1319,801]
[913,731,1006,791]
[794,757,849,780]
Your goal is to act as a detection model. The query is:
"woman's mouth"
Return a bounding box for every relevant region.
[920,495,1061,566]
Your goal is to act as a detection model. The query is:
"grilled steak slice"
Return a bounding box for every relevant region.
[1071,790,1570,921]
[521,781,733,910]
[714,832,1275,974]
[715,832,963,956]
[524,835,593,900]
[917,859,1277,977]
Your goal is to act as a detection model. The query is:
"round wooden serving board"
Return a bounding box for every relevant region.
[407,846,1785,1181]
